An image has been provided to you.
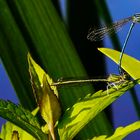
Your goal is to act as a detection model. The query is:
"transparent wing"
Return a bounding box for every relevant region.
[87,17,132,41]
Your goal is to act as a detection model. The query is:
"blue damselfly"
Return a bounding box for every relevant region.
[87,13,140,74]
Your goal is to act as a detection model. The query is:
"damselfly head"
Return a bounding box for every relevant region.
[132,13,140,23]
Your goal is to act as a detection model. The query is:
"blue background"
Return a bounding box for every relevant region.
[0,0,140,139]
[104,0,140,139]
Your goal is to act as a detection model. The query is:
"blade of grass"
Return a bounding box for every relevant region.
[10,0,93,109]
[98,48,140,79]
[0,0,36,110]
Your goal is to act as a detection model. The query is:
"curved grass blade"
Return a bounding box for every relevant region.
[0,0,36,110]
[98,48,140,80]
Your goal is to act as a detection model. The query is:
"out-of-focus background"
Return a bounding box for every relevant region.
[1,0,140,139]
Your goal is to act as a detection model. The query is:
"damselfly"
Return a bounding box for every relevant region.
[51,73,128,94]
[87,13,140,74]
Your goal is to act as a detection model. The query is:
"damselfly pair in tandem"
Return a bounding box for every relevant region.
[51,14,140,93]
[87,13,140,74]
[52,14,138,93]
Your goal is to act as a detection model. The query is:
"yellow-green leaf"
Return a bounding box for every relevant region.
[58,79,139,140]
[28,53,58,96]
[98,48,140,80]
[0,122,35,140]
[40,75,61,140]
[92,121,140,140]
[28,53,61,140]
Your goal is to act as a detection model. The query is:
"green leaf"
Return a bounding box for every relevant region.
[0,122,35,140]
[98,48,140,80]
[58,78,139,140]
[0,100,46,140]
[28,54,61,140]
[28,53,58,100]
[41,75,61,140]
[92,121,140,140]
